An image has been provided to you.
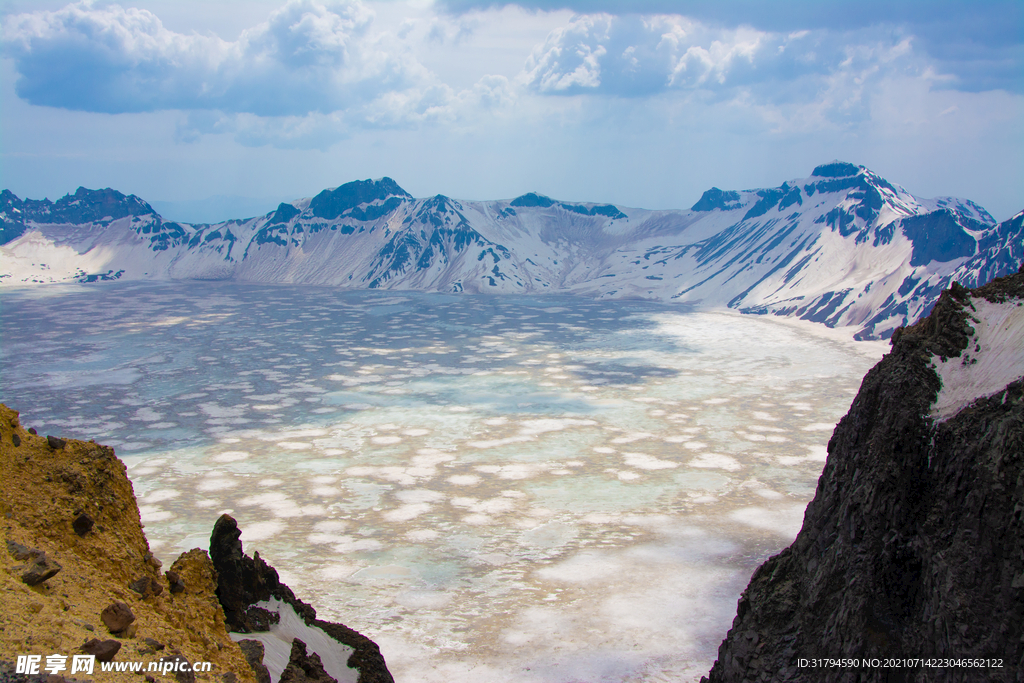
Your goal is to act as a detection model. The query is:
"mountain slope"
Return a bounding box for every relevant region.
[702,267,1024,682]
[2,163,1020,340]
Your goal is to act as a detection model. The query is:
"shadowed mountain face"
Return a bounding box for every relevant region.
[702,267,1024,682]
[2,166,1021,340]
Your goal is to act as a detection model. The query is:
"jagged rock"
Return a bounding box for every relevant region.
[237,640,272,683]
[81,638,121,662]
[165,569,185,594]
[100,601,135,633]
[46,435,66,450]
[130,575,164,598]
[19,554,62,586]
[210,514,394,683]
[279,639,336,683]
[12,433,20,447]
[8,541,62,585]
[243,606,279,632]
[703,269,1024,682]
[71,512,94,536]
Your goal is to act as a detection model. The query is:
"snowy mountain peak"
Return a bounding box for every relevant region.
[1,164,1020,341]
[307,177,412,221]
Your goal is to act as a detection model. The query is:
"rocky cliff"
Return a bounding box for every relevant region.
[702,266,1024,682]
[0,405,392,683]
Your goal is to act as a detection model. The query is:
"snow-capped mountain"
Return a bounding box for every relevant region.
[2,162,1021,340]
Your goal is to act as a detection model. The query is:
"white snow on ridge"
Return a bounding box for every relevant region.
[930,297,1024,422]
[229,598,358,683]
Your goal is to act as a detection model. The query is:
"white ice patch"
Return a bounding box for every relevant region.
[687,453,741,471]
[622,452,678,470]
[930,297,1024,422]
[229,598,358,683]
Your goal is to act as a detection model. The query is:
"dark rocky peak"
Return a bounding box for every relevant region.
[691,187,743,212]
[703,269,1024,682]
[510,192,556,208]
[266,202,301,226]
[1,186,156,226]
[0,190,27,244]
[810,160,862,178]
[1,186,156,243]
[209,514,394,683]
[308,177,411,221]
[51,187,157,224]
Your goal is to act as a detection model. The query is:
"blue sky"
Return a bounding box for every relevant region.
[1,0,1021,221]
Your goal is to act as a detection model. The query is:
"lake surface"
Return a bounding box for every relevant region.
[0,282,886,682]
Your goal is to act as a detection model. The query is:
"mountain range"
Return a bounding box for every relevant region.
[2,161,1021,340]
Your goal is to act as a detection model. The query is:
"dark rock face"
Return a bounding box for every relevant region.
[279,639,337,683]
[209,514,394,683]
[703,269,1024,683]
[237,640,272,683]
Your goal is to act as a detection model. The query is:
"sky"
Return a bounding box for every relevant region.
[1,0,1021,222]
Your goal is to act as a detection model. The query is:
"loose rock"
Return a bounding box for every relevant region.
[46,435,66,450]
[21,553,62,586]
[130,576,164,599]
[8,541,62,585]
[12,433,20,447]
[143,637,165,651]
[165,569,185,594]
[81,638,121,662]
[100,601,135,633]
[72,512,94,536]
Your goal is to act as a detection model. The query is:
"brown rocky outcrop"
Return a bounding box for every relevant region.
[0,405,258,683]
[703,267,1024,682]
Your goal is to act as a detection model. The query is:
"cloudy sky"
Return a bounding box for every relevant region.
[2,0,1021,221]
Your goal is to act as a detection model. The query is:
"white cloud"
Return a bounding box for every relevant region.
[2,0,428,116]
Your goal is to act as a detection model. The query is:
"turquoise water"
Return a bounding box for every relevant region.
[1,282,885,683]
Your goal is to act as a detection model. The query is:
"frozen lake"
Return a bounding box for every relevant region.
[0,282,886,682]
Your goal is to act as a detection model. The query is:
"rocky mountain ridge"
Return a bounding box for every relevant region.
[2,162,1021,340]
[0,404,392,683]
[702,266,1024,682]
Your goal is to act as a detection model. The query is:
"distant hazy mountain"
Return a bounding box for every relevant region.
[2,162,1021,340]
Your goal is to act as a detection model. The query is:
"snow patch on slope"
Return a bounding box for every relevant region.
[228,598,358,683]
[930,297,1024,422]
